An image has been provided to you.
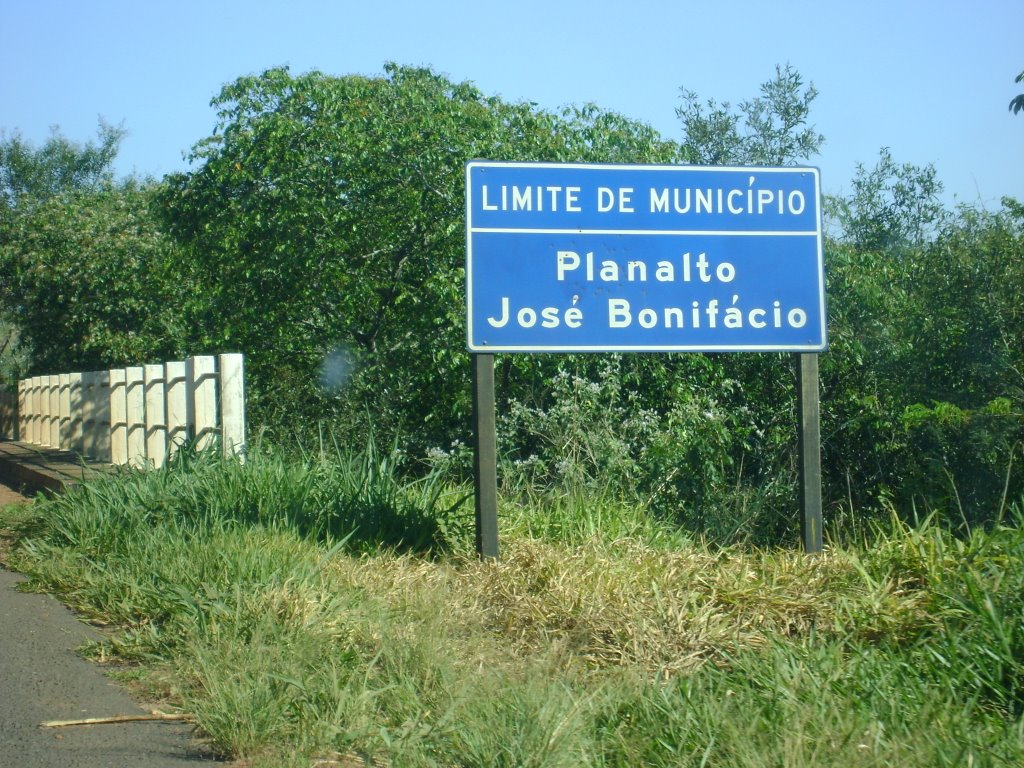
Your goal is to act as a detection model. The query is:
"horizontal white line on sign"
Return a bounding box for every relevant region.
[468,228,820,236]
[469,344,827,352]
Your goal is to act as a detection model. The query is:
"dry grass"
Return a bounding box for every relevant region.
[321,536,936,678]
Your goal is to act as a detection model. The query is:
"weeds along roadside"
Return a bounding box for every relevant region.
[1,444,1022,767]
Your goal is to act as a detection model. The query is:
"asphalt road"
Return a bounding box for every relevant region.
[0,482,219,767]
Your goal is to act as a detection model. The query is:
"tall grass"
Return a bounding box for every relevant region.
[2,445,1022,766]
[33,438,471,557]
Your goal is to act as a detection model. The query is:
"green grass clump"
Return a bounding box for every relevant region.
[2,447,1022,766]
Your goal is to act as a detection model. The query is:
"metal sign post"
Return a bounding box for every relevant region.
[796,353,823,553]
[471,354,499,560]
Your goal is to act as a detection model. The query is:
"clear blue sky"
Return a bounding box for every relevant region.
[2,0,1021,209]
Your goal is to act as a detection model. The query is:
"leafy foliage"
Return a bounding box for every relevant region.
[158,64,680,443]
[1010,70,1024,115]
[0,313,28,382]
[821,190,1024,528]
[677,64,824,166]
[0,121,125,210]
[0,124,185,377]
[832,148,947,250]
[0,181,186,373]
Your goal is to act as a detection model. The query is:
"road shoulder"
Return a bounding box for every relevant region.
[0,482,221,768]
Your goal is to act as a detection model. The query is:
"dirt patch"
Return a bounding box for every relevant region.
[0,480,28,507]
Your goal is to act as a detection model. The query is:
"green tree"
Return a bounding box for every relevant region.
[159,64,679,442]
[0,121,125,210]
[821,186,1024,527]
[677,64,824,166]
[0,182,186,373]
[0,316,27,383]
[0,125,184,376]
[894,202,1024,522]
[833,147,947,251]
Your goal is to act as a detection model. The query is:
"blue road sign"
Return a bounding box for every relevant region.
[465,161,827,353]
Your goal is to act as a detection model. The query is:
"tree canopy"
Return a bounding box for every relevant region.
[0,121,125,210]
[158,63,681,432]
[0,123,183,374]
[677,63,824,166]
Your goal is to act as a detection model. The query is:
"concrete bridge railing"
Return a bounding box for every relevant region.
[0,353,245,468]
